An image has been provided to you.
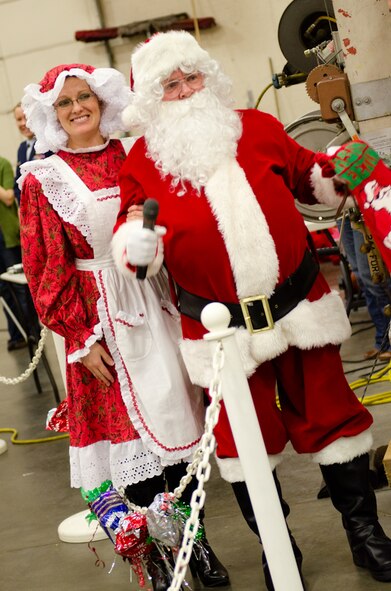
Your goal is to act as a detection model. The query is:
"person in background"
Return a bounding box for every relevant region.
[19,63,228,591]
[11,102,45,341]
[13,102,39,204]
[0,155,27,351]
[112,30,391,589]
[338,213,391,360]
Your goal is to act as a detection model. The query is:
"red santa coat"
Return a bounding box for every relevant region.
[113,111,372,478]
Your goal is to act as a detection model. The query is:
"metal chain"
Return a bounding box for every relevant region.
[167,341,225,591]
[0,326,48,385]
[116,341,225,588]
[115,342,225,589]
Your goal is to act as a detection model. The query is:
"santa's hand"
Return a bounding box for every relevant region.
[323,141,381,193]
[126,223,166,266]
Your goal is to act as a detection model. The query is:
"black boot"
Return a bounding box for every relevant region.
[145,544,173,591]
[320,453,391,582]
[163,463,230,587]
[232,472,305,591]
[317,446,389,499]
[189,535,230,587]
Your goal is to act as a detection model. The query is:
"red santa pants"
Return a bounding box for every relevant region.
[213,344,373,458]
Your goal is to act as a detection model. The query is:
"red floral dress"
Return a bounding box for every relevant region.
[19,139,203,491]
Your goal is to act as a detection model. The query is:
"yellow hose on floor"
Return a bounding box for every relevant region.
[0,427,68,444]
[350,361,391,406]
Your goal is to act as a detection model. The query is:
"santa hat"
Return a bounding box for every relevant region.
[122,31,217,129]
[22,63,131,153]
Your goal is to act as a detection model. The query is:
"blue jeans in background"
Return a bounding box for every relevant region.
[338,216,391,352]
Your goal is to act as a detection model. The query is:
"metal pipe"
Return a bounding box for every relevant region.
[94,0,115,67]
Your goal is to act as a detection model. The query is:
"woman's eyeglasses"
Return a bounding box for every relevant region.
[162,72,204,97]
[54,92,96,110]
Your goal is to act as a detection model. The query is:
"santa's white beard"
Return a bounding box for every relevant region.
[144,88,242,193]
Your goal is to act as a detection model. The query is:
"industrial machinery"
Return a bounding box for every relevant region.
[273,0,359,220]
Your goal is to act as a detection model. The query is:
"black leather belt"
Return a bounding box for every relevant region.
[177,249,320,333]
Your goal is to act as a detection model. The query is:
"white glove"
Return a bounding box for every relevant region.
[125,222,166,266]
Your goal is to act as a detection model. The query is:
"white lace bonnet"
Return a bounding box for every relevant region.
[22,63,131,153]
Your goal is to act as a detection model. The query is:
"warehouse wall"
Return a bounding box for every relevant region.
[0,0,316,167]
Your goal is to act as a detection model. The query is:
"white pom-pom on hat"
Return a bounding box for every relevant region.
[121,102,139,130]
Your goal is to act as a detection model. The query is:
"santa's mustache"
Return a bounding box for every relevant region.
[156,88,220,121]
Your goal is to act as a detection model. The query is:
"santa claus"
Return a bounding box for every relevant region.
[112,30,391,587]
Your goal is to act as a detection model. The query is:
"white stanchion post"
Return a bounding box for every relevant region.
[0,439,7,455]
[201,302,303,591]
[51,332,67,397]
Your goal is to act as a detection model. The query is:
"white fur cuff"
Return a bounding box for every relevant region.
[312,429,373,465]
[215,453,284,483]
[311,162,355,210]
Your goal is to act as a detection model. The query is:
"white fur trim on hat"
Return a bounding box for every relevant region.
[122,30,233,132]
[22,67,131,153]
[131,30,211,94]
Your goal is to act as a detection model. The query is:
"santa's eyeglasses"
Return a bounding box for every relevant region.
[161,72,204,97]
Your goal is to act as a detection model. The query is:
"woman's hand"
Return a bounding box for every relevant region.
[126,204,143,222]
[81,342,115,387]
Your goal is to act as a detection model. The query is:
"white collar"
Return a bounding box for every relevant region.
[60,139,110,154]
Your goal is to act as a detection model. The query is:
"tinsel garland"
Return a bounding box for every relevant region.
[80,484,200,588]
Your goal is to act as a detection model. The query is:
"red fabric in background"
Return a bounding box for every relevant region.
[310,227,341,265]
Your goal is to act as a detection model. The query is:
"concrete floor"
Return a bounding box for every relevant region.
[1,259,391,591]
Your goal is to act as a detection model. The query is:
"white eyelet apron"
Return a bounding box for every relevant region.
[47,154,205,467]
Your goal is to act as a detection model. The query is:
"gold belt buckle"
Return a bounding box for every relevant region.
[240,294,274,334]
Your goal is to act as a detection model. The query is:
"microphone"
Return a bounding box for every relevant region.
[136,198,159,280]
